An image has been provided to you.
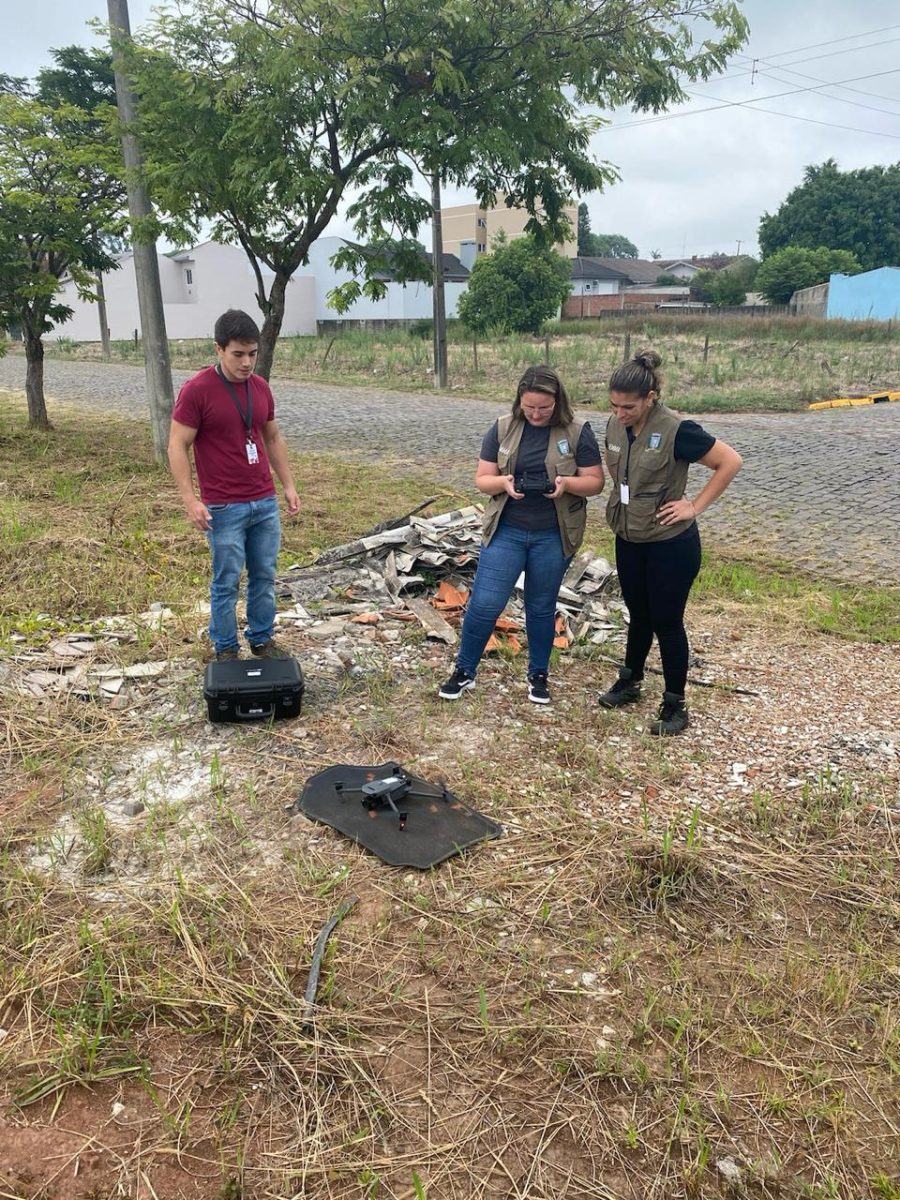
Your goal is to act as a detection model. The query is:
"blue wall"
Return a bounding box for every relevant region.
[827,267,900,321]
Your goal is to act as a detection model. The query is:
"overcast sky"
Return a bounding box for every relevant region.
[2,0,898,260]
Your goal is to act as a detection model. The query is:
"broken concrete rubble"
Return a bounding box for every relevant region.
[277,505,626,652]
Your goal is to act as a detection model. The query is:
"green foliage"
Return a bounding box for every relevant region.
[124,0,746,373]
[0,93,125,424]
[35,46,117,114]
[759,159,900,270]
[655,273,680,286]
[578,206,639,258]
[690,268,746,307]
[457,234,572,335]
[756,246,863,305]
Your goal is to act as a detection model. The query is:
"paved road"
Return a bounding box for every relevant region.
[2,356,897,584]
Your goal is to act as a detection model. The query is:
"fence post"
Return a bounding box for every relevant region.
[472,338,479,374]
[703,333,710,364]
[544,335,550,364]
[623,332,631,363]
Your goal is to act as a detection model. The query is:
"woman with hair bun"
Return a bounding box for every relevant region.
[439,365,604,706]
[598,350,742,735]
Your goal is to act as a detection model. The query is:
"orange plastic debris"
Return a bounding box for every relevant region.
[350,612,381,624]
[504,634,523,655]
[484,634,501,653]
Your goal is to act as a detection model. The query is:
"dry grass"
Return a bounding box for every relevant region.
[1,395,899,1200]
[45,312,900,413]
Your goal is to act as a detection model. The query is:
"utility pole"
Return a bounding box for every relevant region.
[107,0,174,463]
[736,240,742,257]
[431,172,448,389]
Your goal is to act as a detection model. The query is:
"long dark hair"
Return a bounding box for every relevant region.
[511,365,575,425]
[608,350,662,401]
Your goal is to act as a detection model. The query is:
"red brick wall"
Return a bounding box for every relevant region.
[562,293,623,318]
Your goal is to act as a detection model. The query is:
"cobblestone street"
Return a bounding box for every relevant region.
[2,356,897,584]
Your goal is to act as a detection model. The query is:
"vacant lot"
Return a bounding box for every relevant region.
[43,312,900,413]
[1,397,898,1200]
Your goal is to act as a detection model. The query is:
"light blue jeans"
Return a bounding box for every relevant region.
[457,523,570,677]
[206,497,281,652]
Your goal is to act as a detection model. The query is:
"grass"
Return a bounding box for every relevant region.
[37,311,900,413]
[0,393,898,1199]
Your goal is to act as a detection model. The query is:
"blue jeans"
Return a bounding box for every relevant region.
[457,523,570,677]
[206,497,281,652]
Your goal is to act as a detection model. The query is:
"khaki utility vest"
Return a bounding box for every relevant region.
[482,414,588,558]
[604,405,693,542]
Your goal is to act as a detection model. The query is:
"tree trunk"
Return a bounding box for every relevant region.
[97,271,112,360]
[24,332,51,430]
[431,172,448,389]
[256,273,289,381]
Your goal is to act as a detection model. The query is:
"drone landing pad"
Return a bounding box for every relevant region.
[296,763,503,868]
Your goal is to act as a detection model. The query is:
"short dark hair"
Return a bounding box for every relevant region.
[608,349,662,399]
[214,309,260,348]
[511,365,575,426]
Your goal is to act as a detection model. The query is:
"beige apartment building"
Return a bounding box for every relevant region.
[441,198,578,264]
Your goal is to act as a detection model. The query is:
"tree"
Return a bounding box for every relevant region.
[690,267,746,307]
[709,272,747,307]
[755,246,862,306]
[577,207,639,258]
[35,46,117,113]
[577,202,593,256]
[655,273,680,286]
[759,159,900,272]
[589,233,640,259]
[457,234,572,335]
[125,0,746,378]
[0,95,124,428]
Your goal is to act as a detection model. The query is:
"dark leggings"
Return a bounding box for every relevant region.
[615,529,702,696]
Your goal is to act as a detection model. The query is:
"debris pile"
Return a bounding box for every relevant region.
[277,504,626,651]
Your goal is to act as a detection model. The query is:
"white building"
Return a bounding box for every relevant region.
[55,241,317,342]
[297,237,470,328]
[54,236,470,343]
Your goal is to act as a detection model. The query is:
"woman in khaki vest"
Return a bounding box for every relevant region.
[598,350,742,734]
[439,365,604,706]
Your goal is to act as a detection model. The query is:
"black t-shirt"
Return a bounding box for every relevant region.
[481,420,602,531]
[617,419,716,461]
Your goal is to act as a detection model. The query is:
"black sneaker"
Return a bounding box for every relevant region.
[650,692,689,736]
[438,667,475,700]
[528,671,551,705]
[598,667,642,708]
[216,647,240,661]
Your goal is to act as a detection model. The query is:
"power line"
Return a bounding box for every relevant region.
[748,67,900,119]
[601,69,900,140]
[731,52,900,113]
[754,23,900,62]
[722,23,900,76]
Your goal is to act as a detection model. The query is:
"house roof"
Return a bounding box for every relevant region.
[570,256,632,282]
[572,257,679,285]
[341,240,469,283]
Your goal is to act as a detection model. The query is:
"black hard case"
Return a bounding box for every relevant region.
[203,657,304,723]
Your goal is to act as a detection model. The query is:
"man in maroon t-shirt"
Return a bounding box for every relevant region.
[168,309,300,660]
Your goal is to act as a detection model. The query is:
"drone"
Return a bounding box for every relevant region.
[293,762,502,868]
[339,767,452,832]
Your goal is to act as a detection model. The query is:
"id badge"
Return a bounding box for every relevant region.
[620,483,630,505]
[246,440,259,465]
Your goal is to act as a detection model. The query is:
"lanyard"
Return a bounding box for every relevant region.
[216,365,254,438]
